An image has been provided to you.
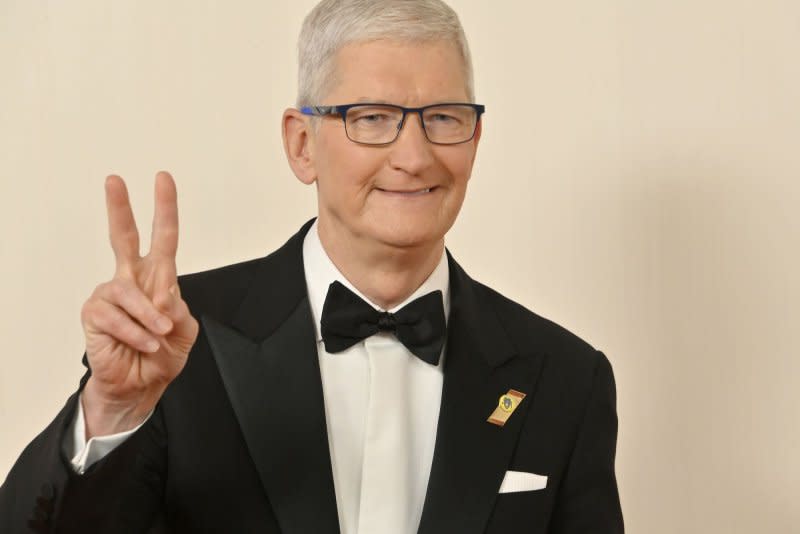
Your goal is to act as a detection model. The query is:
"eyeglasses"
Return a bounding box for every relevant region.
[300,103,485,145]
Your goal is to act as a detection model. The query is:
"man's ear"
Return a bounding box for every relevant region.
[282,108,317,185]
[467,118,483,175]
[473,118,483,146]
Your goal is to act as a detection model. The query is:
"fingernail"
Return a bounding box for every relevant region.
[169,284,180,297]
[145,340,160,353]
[155,316,172,333]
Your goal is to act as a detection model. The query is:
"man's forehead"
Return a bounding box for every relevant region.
[322,39,470,103]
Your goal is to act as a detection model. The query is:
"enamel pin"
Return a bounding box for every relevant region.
[487,389,526,427]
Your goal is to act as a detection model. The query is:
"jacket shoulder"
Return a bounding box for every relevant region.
[177,257,266,318]
[474,281,604,371]
[175,219,311,320]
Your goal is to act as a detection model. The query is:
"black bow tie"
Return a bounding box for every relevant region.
[320,281,446,365]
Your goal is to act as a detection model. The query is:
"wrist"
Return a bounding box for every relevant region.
[81,378,155,439]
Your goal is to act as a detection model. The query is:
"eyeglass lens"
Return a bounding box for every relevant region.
[344,105,478,145]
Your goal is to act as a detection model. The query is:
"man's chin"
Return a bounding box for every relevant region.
[368,222,447,252]
[319,213,449,254]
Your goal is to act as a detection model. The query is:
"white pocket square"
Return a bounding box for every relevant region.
[498,470,548,493]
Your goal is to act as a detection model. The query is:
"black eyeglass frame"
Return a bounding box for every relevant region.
[300,102,486,146]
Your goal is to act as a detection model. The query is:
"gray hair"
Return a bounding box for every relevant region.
[297,0,474,106]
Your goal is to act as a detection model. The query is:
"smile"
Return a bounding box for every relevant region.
[376,187,436,197]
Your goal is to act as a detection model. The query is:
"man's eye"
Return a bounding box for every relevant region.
[429,113,458,123]
[354,113,390,124]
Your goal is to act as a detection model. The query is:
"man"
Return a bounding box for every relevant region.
[0,0,623,532]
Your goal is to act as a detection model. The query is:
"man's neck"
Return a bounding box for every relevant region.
[317,220,444,310]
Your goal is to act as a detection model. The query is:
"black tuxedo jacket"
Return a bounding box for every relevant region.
[1,220,623,533]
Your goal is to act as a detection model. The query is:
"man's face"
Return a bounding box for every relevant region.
[307,39,481,252]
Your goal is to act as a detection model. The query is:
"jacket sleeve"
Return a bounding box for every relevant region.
[1,370,167,533]
[549,351,625,534]
[0,393,78,534]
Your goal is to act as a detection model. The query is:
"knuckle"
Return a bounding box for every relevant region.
[91,283,106,298]
[80,300,93,321]
[81,297,98,322]
[176,306,196,328]
[162,228,178,241]
[152,291,171,311]
[114,264,136,279]
[171,298,188,316]
[148,307,165,325]
[105,312,126,334]
[106,313,140,343]
[108,280,129,301]
[119,228,138,242]
[123,328,148,349]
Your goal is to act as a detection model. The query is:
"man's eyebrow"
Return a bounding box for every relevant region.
[350,98,472,105]
[354,97,391,104]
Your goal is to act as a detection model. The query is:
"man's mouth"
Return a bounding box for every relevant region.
[376,187,435,197]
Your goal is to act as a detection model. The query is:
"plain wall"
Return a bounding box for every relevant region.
[1,1,798,532]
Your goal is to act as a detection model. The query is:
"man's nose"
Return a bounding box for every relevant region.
[387,113,435,175]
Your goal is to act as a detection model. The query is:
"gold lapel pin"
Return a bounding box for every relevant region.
[487,389,526,427]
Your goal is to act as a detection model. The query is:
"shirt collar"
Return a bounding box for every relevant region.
[303,220,450,343]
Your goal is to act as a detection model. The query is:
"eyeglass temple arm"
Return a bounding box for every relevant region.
[300,106,339,116]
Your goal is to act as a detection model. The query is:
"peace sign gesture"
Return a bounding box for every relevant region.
[80,172,199,438]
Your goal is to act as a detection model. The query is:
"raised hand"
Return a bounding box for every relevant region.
[79,172,199,438]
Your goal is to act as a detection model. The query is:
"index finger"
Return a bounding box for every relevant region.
[105,175,141,270]
[149,171,179,260]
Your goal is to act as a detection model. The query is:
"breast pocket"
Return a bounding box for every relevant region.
[484,474,555,534]
[498,470,548,493]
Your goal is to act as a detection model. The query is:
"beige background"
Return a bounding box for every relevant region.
[2,1,798,532]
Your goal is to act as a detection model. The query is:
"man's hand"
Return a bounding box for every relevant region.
[79,172,199,439]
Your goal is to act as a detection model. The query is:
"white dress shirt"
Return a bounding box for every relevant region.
[68,220,449,534]
[303,221,448,533]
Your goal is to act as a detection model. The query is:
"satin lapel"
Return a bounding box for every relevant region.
[203,303,339,534]
[417,254,545,534]
[201,219,340,534]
